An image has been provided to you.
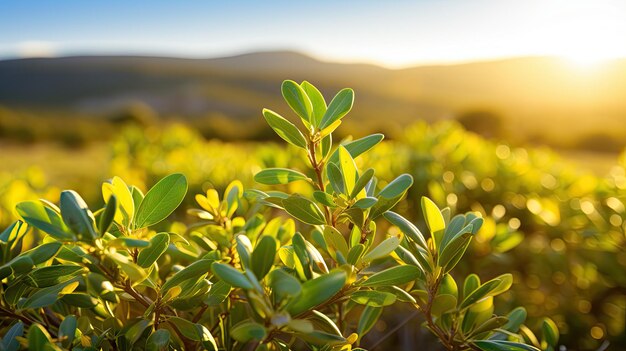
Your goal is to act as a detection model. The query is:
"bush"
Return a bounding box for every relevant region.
[0,81,557,350]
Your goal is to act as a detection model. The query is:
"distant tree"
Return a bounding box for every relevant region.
[456,109,504,138]
[108,102,157,126]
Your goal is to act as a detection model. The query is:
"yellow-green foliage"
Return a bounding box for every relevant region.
[1,103,625,348]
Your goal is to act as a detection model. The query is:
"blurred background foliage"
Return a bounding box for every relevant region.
[1,119,625,349]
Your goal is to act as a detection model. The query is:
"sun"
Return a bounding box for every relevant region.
[562,53,610,69]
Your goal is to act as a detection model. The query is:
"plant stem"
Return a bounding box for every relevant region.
[307,140,333,225]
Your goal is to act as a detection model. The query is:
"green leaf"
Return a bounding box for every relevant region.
[438,233,473,272]
[362,236,401,263]
[231,321,267,342]
[323,226,349,260]
[167,317,217,350]
[338,146,357,195]
[1,322,24,351]
[60,190,98,240]
[161,259,213,294]
[319,88,354,130]
[351,290,396,307]
[286,270,346,315]
[18,278,79,310]
[268,269,302,299]
[251,235,277,279]
[422,197,445,250]
[102,176,134,227]
[473,340,540,351]
[542,317,559,347]
[470,316,508,337]
[351,168,375,199]
[145,329,170,351]
[327,162,345,194]
[384,211,428,249]
[301,81,327,126]
[134,174,188,228]
[254,168,310,185]
[282,195,326,225]
[282,80,313,124]
[431,294,457,316]
[25,265,84,288]
[347,244,366,266]
[137,233,170,268]
[16,201,75,241]
[211,262,253,290]
[460,278,503,310]
[204,280,231,306]
[357,306,382,338]
[27,324,58,351]
[360,265,422,287]
[58,316,77,348]
[369,174,413,219]
[108,237,150,248]
[328,134,384,165]
[313,191,335,207]
[263,108,307,149]
[98,194,117,234]
[61,293,98,308]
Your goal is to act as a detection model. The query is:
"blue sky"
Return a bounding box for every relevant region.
[1,0,625,67]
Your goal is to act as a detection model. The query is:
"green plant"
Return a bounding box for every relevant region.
[0,81,558,350]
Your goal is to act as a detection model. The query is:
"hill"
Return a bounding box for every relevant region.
[1,51,626,146]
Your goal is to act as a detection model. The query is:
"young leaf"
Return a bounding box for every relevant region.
[59,190,97,240]
[211,262,254,290]
[422,196,445,250]
[134,173,188,229]
[338,146,357,195]
[282,80,313,124]
[263,108,307,149]
[319,88,354,130]
[254,168,310,185]
[301,81,327,126]
[360,265,422,287]
[282,195,326,225]
[137,232,170,268]
[251,235,277,279]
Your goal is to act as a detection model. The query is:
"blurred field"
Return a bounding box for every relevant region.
[2,121,626,349]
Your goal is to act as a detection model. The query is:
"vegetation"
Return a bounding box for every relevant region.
[0,81,566,350]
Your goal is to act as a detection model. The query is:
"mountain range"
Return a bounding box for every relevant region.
[1,51,625,146]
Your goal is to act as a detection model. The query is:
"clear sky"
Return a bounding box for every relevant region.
[1,0,625,67]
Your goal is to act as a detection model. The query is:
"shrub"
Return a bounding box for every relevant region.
[0,81,557,350]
